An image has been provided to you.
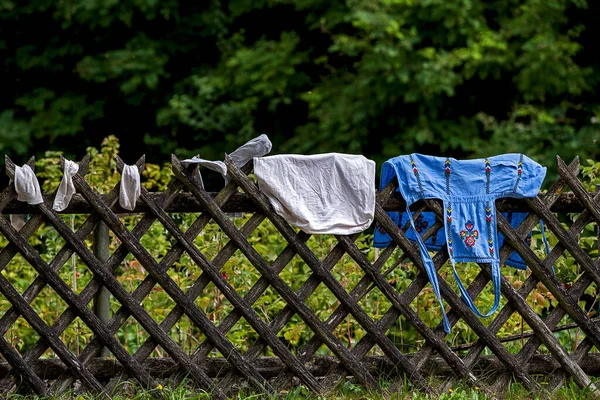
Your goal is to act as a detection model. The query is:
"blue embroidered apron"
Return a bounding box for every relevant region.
[378,154,546,333]
[375,211,540,270]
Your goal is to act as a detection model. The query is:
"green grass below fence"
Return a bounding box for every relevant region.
[5,378,600,400]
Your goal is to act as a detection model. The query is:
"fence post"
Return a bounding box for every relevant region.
[93,221,111,357]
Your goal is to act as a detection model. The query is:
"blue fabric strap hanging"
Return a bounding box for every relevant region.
[404,205,451,333]
[379,153,547,333]
[375,211,541,271]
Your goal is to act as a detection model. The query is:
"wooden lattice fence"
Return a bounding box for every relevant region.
[0,154,599,398]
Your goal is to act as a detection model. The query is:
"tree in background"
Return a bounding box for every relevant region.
[1,0,598,176]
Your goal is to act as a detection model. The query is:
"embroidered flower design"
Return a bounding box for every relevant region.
[414,214,428,233]
[460,220,479,247]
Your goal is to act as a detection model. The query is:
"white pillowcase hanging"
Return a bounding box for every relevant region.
[119,164,141,211]
[52,159,79,212]
[14,164,44,205]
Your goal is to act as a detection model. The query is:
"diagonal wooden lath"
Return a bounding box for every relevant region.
[58,158,264,395]
[175,155,397,394]
[2,152,600,398]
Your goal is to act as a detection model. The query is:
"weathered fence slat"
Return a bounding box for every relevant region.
[1,157,152,396]
[222,182,401,392]
[488,163,596,394]
[419,179,597,393]
[124,212,267,392]
[320,221,454,390]
[69,160,262,399]
[496,210,600,390]
[8,158,220,398]
[371,198,545,395]
[1,192,593,215]
[438,158,580,393]
[88,159,255,395]
[135,158,323,394]
[3,153,600,399]
[224,156,436,396]
[177,156,388,394]
[52,158,200,394]
[3,157,162,398]
[7,353,600,380]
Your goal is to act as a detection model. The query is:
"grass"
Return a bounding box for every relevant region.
[5,378,599,400]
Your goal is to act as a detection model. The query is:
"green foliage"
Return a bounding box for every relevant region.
[159,31,309,159]
[1,0,599,171]
[85,134,124,191]
[0,111,32,156]
[76,35,168,95]
[580,158,600,191]
[15,89,104,142]
[284,0,599,166]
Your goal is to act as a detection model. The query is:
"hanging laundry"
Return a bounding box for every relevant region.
[119,164,141,211]
[378,153,546,333]
[9,214,27,230]
[53,159,79,212]
[14,164,44,205]
[227,134,272,171]
[254,153,376,235]
[180,157,227,189]
[182,134,273,188]
[375,211,536,270]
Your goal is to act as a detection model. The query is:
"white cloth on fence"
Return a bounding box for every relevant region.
[228,134,272,169]
[181,134,273,188]
[180,157,227,189]
[52,159,79,211]
[253,153,376,235]
[119,164,141,211]
[9,214,26,230]
[14,164,44,205]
